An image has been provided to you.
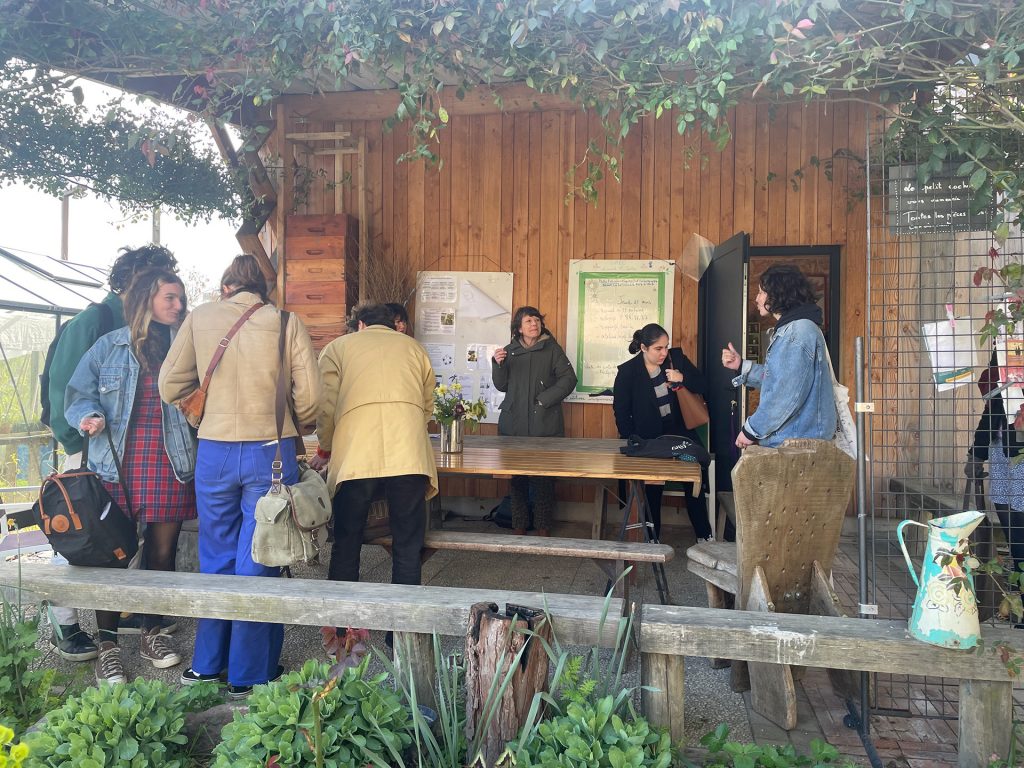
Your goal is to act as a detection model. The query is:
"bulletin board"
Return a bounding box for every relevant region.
[564,259,675,404]
[414,271,513,424]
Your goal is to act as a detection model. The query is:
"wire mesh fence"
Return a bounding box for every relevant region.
[865,94,1024,724]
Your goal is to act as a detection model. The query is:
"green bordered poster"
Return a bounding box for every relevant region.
[564,259,675,403]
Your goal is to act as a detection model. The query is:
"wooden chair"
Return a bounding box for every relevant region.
[684,438,855,729]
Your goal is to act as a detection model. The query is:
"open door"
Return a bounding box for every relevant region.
[698,232,749,493]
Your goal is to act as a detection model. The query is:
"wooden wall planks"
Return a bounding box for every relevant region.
[280,95,869,444]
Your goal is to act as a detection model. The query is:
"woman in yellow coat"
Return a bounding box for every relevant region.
[311,303,438,593]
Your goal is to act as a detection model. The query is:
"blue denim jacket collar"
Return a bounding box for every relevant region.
[64,327,197,484]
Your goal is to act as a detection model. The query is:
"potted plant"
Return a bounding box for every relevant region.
[432,377,487,453]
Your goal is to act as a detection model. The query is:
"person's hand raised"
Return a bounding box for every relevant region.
[721,342,742,371]
[493,347,508,365]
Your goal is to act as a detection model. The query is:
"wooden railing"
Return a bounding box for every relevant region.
[0,563,1015,768]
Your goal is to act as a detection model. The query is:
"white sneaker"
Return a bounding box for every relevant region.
[95,642,126,684]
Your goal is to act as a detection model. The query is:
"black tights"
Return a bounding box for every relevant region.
[96,521,183,640]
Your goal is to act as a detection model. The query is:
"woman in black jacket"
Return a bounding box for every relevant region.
[613,323,712,540]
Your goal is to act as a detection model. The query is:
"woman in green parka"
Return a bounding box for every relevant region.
[491,306,578,535]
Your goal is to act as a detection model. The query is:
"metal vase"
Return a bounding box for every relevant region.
[440,419,464,453]
[897,510,985,649]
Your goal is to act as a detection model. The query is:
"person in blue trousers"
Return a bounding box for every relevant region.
[159,255,321,699]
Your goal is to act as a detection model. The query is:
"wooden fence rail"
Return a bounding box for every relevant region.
[0,563,1015,767]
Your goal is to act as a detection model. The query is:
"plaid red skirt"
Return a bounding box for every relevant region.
[103,373,197,524]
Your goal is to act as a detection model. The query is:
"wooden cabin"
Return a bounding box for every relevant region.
[249,84,871,511]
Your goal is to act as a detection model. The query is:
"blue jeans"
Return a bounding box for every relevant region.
[191,439,297,687]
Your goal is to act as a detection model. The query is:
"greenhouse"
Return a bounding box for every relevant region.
[0,247,106,501]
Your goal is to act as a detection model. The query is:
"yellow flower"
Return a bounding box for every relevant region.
[437,384,448,394]
[10,743,27,762]
[0,727,12,747]
[452,382,462,392]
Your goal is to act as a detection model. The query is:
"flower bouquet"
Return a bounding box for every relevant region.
[432,376,487,452]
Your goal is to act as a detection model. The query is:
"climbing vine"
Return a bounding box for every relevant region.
[0,0,1021,238]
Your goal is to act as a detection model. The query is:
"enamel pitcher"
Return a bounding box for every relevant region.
[896,510,985,649]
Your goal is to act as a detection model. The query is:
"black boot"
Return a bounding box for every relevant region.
[49,622,99,661]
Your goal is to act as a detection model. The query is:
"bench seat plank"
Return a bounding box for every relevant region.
[370,531,673,563]
[641,604,1018,682]
[0,564,624,648]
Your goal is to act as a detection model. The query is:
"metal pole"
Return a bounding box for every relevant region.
[855,336,870,738]
[152,206,162,244]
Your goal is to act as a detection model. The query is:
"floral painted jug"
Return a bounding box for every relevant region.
[896,510,985,650]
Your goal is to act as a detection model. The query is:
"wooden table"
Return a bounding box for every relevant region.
[433,435,703,604]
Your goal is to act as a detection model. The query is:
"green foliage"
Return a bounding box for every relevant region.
[507,694,673,768]
[24,677,216,768]
[555,655,597,708]
[211,658,413,768]
[0,724,30,768]
[0,61,243,223]
[0,591,62,734]
[690,723,855,768]
[380,637,467,768]
[1,0,1022,229]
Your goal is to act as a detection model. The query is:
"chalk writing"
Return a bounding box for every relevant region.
[888,164,993,234]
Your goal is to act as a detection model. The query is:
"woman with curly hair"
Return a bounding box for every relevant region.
[720,265,836,449]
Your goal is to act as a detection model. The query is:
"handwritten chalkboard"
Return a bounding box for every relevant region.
[887,164,993,234]
[564,260,675,403]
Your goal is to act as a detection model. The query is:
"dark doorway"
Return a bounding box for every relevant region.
[698,234,841,492]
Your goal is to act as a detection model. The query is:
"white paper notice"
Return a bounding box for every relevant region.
[466,343,501,370]
[421,307,456,336]
[420,275,457,303]
[922,319,977,392]
[459,279,509,320]
[425,343,456,373]
[457,374,477,399]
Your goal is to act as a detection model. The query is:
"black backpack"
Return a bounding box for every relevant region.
[619,434,710,465]
[40,302,114,428]
[32,432,138,568]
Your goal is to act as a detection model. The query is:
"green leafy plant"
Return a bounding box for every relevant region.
[0,724,29,768]
[507,694,672,768]
[690,723,856,768]
[382,637,467,768]
[433,376,487,428]
[211,658,413,768]
[987,721,1024,767]
[554,655,597,708]
[0,588,62,733]
[24,677,217,768]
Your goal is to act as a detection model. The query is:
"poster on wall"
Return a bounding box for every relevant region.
[564,259,675,404]
[414,271,513,424]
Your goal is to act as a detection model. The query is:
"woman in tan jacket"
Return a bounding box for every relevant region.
[159,255,321,699]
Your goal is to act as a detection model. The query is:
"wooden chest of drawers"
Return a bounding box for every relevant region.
[282,214,358,350]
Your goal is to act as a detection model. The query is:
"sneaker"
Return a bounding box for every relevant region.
[180,667,228,686]
[95,642,126,685]
[49,623,99,662]
[227,665,285,701]
[119,614,178,635]
[140,628,182,669]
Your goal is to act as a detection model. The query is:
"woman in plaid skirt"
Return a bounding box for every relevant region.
[65,267,197,684]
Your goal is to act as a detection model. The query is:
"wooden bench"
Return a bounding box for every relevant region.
[639,603,1017,768]
[0,562,626,712]
[369,530,674,604]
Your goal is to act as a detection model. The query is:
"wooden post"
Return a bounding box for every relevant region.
[392,631,437,714]
[958,679,1012,768]
[464,602,552,768]
[640,651,685,744]
[745,566,797,730]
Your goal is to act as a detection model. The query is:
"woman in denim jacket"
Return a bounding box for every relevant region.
[721,265,836,449]
[65,267,197,684]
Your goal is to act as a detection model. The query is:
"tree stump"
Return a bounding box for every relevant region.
[464,601,552,768]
